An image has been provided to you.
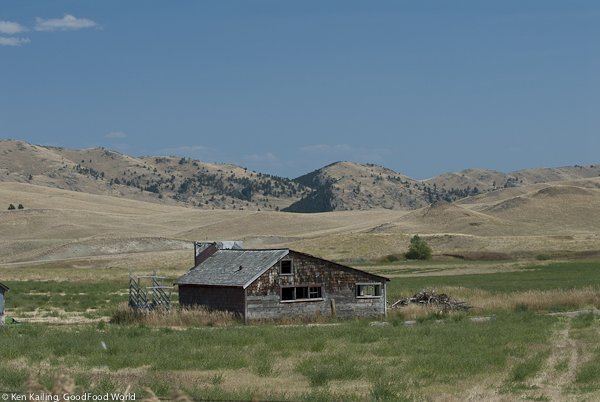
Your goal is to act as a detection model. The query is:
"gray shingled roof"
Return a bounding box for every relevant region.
[174,249,289,288]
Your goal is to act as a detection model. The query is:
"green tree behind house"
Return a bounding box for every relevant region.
[405,235,432,260]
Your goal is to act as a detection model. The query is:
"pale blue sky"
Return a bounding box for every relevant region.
[2,1,598,179]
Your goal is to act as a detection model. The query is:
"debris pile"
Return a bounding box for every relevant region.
[390,289,481,311]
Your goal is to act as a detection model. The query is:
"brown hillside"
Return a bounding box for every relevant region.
[368,200,504,237]
[0,182,401,263]
[3,140,599,213]
[424,165,600,193]
[2,140,600,263]
[481,183,600,234]
[0,139,309,212]
[362,179,600,238]
[293,161,600,212]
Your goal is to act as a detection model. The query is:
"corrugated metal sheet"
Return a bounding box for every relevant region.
[174,249,289,288]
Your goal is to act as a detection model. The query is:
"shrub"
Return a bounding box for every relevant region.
[386,254,400,262]
[510,351,551,382]
[18,204,24,209]
[8,204,15,210]
[514,303,529,313]
[404,235,432,260]
[296,354,362,387]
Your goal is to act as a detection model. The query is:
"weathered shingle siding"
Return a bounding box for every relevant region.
[0,285,6,328]
[179,285,245,316]
[246,252,386,320]
[0,289,4,315]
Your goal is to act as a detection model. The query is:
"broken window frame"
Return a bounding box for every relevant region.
[280,284,324,302]
[356,283,382,298]
[280,259,294,275]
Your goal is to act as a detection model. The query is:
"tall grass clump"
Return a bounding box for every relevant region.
[481,288,600,312]
[252,347,276,377]
[509,350,551,382]
[368,374,416,402]
[576,349,600,388]
[110,302,239,327]
[0,367,30,390]
[571,311,597,329]
[295,354,362,387]
[390,286,600,315]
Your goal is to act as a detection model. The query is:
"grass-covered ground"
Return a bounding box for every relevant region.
[1,259,599,401]
[381,259,600,295]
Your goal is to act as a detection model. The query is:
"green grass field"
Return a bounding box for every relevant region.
[379,260,600,296]
[1,259,599,401]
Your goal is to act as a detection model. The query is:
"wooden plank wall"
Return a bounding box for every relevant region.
[246,252,385,320]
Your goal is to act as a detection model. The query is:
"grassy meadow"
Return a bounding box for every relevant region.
[1,259,600,401]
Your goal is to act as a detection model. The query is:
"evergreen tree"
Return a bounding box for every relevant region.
[8,204,15,210]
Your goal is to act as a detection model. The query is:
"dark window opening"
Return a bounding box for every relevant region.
[280,260,293,275]
[356,283,382,298]
[296,286,308,299]
[281,287,295,301]
[281,285,323,302]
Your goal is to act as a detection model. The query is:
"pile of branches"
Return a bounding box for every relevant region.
[390,289,481,311]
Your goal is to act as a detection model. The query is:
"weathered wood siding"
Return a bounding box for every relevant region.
[246,251,385,320]
[179,285,245,316]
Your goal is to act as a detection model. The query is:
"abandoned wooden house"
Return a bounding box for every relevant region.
[174,241,389,323]
[0,282,8,328]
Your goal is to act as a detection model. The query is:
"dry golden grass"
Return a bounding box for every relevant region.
[476,287,600,312]
[0,251,193,282]
[390,286,600,320]
[2,175,600,265]
[25,372,76,402]
[0,181,405,263]
[110,302,240,327]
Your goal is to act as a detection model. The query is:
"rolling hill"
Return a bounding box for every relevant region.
[2,139,599,213]
[0,139,309,212]
[283,160,600,213]
[2,139,600,265]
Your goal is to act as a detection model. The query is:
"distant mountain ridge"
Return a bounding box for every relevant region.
[282,161,600,213]
[1,139,599,213]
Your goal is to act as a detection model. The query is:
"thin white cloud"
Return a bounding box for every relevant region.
[243,152,279,163]
[35,14,97,31]
[179,146,208,152]
[0,36,31,46]
[0,21,29,34]
[105,131,126,139]
[334,144,352,152]
[300,144,354,154]
[299,144,331,153]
